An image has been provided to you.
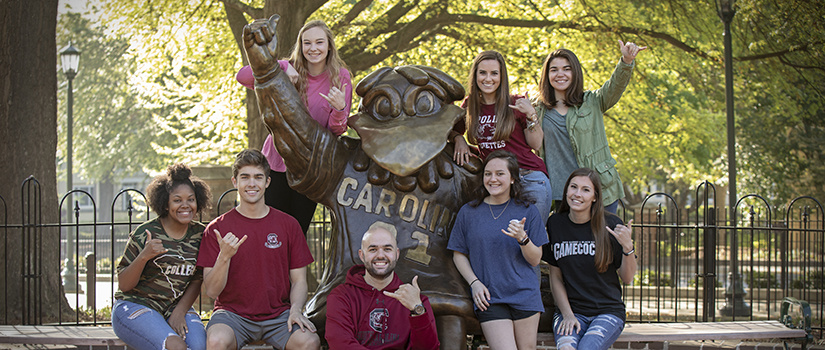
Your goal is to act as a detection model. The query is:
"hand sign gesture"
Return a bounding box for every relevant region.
[138,230,167,260]
[320,83,349,110]
[214,229,248,260]
[508,92,537,118]
[243,14,281,77]
[607,219,634,253]
[383,275,423,311]
[619,40,647,64]
[502,217,528,242]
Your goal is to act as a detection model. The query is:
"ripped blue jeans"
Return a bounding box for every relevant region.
[112,299,206,350]
[553,313,624,350]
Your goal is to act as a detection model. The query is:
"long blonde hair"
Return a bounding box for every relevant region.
[465,50,516,144]
[287,20,347,103]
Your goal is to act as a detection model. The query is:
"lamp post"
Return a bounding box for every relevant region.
[60,42,81,293]
[716,0,749,317]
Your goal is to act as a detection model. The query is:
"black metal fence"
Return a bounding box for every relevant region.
[1,178,823,337]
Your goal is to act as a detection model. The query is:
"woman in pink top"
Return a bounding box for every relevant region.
[237,20,352,234]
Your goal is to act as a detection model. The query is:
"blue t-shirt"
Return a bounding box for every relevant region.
[448,200,549,312]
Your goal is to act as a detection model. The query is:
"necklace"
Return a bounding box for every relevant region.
[488,199,511,220]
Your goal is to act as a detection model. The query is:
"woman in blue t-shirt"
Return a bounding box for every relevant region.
[448,150,549,349]
[544,167,637,349]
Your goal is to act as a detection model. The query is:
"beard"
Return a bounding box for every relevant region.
[365,258,397,279]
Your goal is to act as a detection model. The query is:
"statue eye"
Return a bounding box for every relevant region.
[415,91,438,116]
[373,96,392,119]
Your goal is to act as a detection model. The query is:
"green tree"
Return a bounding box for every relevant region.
[96,0,823,204]
[56,11,168,187]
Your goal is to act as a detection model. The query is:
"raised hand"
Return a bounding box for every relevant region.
[214,229,247,260]
[508,92,538,125]
[243,14,281,76]
[138,230,167,260]
[619,40,647,64]
[319,83,348,110]
[383,275,423,311]
[502,217,528,243]
[607,219,634,253]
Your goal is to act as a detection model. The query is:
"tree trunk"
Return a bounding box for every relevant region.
[0,0,74,324]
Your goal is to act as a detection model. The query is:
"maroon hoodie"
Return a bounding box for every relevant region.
[325,265,440,349]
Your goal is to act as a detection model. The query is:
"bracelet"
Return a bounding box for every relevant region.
[469,278,480,286]
[518,236,531,246]
[622,247,636,256]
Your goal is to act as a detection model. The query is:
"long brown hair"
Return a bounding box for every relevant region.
[287,20,347,103]
[465,50,515,144]
[558,168,613,272]
[538,49,584,109]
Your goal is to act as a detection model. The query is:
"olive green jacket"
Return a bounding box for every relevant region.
[537,58,635,206]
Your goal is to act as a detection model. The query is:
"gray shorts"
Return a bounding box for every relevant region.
[207,309,298,349]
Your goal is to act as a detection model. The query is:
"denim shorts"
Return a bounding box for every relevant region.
[111,299,205,350]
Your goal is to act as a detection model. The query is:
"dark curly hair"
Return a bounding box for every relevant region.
[146,163,212,217]
[469,150,535,208]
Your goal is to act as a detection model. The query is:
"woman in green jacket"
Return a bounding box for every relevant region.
[536,41,646,214]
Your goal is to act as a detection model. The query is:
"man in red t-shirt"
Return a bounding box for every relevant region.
[196,149,319,350]
[325,222,439,349]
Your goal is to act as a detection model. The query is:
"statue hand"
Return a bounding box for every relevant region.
[243,14,281,77]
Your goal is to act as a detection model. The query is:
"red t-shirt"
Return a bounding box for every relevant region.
[197,207,314,321]
[456,95,547,174]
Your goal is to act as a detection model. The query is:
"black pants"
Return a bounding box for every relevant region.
[265,172,317,235]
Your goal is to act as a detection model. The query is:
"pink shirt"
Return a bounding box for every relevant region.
[237,63,353,172]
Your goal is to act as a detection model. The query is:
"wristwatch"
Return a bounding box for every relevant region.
[411,303,426,316]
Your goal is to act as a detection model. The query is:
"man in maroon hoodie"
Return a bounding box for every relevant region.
[325,222,440,349]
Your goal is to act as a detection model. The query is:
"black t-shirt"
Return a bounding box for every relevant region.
[543,213,626,321]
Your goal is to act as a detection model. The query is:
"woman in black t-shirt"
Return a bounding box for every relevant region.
[543,167,637,349]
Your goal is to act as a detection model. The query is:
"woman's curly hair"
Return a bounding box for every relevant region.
[146,163,212,217]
